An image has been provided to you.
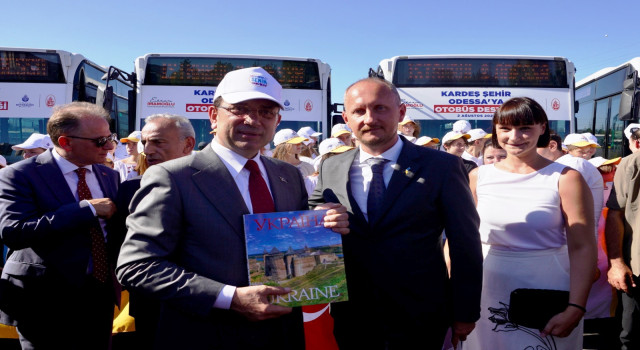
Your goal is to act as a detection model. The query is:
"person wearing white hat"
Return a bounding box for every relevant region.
[11,133,53,159]
[117,66,349,350]
[442,131,477,172]
[0,155,6,169]
[398,116,420,143]
[564,133,599,160]
[113,131,141,182]
[297,126,321,161]
[624,123,640,153]
[331,123,353,147]
[581,132,600,159]
[272,128,315,176]
[415,136,440,149]
[462,129,489,166]
[452,120,471,134]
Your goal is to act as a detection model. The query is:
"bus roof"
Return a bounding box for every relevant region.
[576,57,640,88]
[136,53,326,63]
[382,54,570,60]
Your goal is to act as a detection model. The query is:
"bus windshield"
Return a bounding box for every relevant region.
[143,57,321,89]
[0,50,65,83]
[393,58,568,88]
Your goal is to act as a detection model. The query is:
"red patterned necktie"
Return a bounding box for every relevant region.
[245,159,275,214]
[75,168,109,283]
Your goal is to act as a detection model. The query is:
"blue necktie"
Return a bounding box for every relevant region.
[367,158,389,224]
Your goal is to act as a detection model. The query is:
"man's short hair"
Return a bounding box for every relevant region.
[344,78,401,105]
[47,102,111,147]
[144,114,195,139]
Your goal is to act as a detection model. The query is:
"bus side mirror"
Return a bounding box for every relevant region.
[97,85,114,113]
[619,75,638,121]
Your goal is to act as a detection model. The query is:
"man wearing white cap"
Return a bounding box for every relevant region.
[117,67,349,349]
[11,133,53,159]
[462,129,489,166]
[297,126,321,162]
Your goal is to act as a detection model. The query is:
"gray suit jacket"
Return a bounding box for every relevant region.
[116,146,307,349]
[0,149,119,324]
[309,138,483,339]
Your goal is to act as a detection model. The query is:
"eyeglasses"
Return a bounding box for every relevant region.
[218,105,279,119]
[66,134,117,147]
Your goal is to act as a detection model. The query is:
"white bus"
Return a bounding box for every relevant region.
[0,47,133,164]
[372,55,576,140]
[575,58,640,158]
[134,54,332,146]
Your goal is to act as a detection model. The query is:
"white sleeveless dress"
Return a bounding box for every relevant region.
[463,162,583,350]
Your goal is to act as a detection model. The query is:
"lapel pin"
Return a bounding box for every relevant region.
[391,164,401,171]
[279,176,288,183]
[417,177,426,184]
[404,167,414,178]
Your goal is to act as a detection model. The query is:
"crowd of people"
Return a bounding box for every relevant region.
[0,66,637,350]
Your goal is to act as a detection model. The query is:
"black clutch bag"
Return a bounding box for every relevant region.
[508,288,569,330]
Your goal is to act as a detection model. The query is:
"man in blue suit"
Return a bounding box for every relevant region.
[0,102,120,349]
[309,78,483,349]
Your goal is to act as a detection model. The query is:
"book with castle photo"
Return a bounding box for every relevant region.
[243,209,348,307]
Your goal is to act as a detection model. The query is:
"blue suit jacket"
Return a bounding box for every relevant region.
[0,149,119,323]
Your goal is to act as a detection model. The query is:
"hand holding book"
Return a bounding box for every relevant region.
[315,202,349,235]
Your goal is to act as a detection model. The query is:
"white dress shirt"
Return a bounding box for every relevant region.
[209,139,275,309]
[350,137,404,222]
[52,149,107,239]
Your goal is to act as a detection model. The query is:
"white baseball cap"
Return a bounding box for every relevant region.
[452,120,472,133]
[273,129,307,146]
[331,124,352,138]
[120,131,141,143]
[442,131,470,144]
[624,123,640,140]
[467,129,489,141]
[581,132,601,148]
[12,133,53,151]
[213,67,284,108]
[564,133,596,147]
[298,126,322,139]
[318,138,354,156]
[399,116,416,126]
[588,156,621,168]
[415,136,440,146]
[0,155,6,167]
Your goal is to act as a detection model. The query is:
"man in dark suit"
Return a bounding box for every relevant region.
[113,113,196,349]
[0,102,120,349]
[309,78,483,349]
[116,67,348,349]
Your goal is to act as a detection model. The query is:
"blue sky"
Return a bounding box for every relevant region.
[2,0,637,103]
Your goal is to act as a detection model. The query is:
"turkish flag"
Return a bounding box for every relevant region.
[302,303,338,350]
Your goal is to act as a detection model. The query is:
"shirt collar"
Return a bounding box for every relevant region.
[211,139,263,178]
[358,137,404,164]
[52,148,91,175]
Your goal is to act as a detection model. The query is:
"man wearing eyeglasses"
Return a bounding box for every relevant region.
[117,67,349,349]
[0,102,120,349]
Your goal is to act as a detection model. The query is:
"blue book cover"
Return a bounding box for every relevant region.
[243,209,348,307]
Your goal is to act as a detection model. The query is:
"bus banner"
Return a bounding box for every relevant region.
[139,86,323,122]
[398,87,571,121]
[0,83,66,118]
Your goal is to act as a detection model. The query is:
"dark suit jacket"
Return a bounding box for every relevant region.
[0,149,119,325]
[309,138,483,342]
[116,146,307,349]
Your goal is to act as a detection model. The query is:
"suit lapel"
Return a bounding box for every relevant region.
[35,150,76,204]
[331,149,368,229]
[93,164,116,199]
[191,147,248,238]
[261,156,295,212]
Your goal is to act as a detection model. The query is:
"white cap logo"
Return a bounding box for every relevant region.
[250,75,268,87]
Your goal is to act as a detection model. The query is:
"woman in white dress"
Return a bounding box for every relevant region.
[463,97,597,350]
